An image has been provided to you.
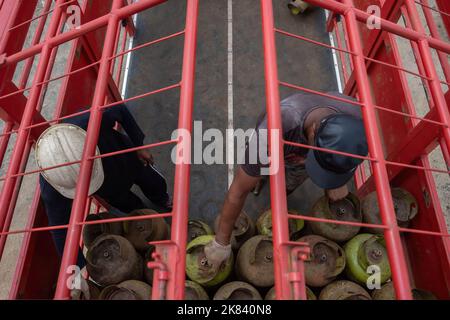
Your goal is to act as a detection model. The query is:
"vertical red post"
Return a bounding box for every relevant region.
[0,0,66,243]
[18,0,53,89]
[166,0,199,300]
[260,0,293,300]
[340,0,412,299]
[421,0,450,82]
[404,0,450,150]
[53,0,124,299]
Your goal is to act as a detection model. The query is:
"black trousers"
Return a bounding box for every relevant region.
[106,164,169,213]
[43,164,169,268]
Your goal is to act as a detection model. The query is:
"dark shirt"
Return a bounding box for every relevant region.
[241,92,362,177]
[39,104,145,223]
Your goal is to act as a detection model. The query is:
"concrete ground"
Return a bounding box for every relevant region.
[0,0,449,299]
[125,0,336,225]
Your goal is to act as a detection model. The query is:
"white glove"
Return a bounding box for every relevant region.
[204,238,231,270]
[70,275,91,300]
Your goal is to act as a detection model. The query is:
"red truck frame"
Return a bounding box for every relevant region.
[0,0,448,300]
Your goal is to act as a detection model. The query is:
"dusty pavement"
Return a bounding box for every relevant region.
[0,0,449,299]
[125,0,336,225]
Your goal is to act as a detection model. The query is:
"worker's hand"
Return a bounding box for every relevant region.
[204,238,231,273]
[326,184,349,202]
[137,149,154,166]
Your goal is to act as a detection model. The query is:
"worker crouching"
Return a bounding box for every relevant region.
[35,104,171,267]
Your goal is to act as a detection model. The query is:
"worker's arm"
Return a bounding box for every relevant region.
[204,167,260,269]
[104,104,154,165]
[216,167,260,245]
[104,104,145,147]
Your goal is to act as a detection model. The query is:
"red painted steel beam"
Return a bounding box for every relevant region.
[0,1,67,299]
[164,0,199,300]
[0,0,67,244]
[78,1,123,103]
[0,211,173,238]
[357,107,440,195]
[0,140,33,259]
[403,0,450,170]
[343,0,403,96]
[0,0,38,54]
[302,0,450,54]
[9,198,60,299]
[353,0,399,50]
[368,0,450,298]
[0,7,70,280]
[0,82,48,138]
[0,0,38,93]
[114,26,129,85]
[54,0,167,299]
[0,0,47,139]
[54,0,126,300]
[6,1,144,297]
[422,0,450,83]
[1,0,169,68]
[18,0,53,90]
[340,0,413,299]
[261,0,295,300]
[0,0,14,41]
[122,0,136,37]
[436,0,450,37]
[58,0,123,115]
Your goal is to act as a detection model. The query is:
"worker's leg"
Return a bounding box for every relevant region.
[107,190,146,213]
[285,164,309,195]
[39,177,86,268]
[42,201,86,268]
[49,229,86,268]
[134,164,170,208]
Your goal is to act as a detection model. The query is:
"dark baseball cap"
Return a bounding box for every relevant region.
[305,113,368,189]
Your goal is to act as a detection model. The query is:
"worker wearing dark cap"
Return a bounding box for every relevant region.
[205,92,368,270]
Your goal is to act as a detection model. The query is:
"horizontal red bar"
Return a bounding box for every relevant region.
[288,213,389,230]
[0,212,172,237]
[7,0,77,32]
[303,0,450,54]
[279,81,448,127]
[278,26,450,89]
[0,30,184,103]
[2,0,167,66]
[284,140,375,161]
[288,213,450,237]
[0,82,181,140]
[415,0,450,18]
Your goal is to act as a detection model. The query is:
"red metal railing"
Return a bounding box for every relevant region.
[0,0,449,300]
[0,0,198,300]
[261,0,450,299]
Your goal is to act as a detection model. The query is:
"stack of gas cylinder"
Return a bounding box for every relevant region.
[75,187,436,300]
[74,209,170,300]
[185,188,437,300]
